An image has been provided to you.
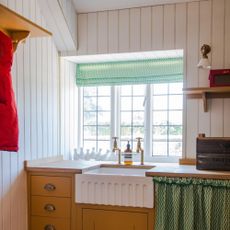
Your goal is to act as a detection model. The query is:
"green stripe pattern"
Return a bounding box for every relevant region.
[153,177,230,230]
[76,57,183,87]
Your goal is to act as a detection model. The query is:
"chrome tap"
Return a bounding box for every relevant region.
[112,137,121,164]
[136,137,144,165]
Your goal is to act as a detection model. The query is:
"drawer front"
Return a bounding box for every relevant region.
[31,196,71,218]
[31,176,71,197]
[31,216,70,230]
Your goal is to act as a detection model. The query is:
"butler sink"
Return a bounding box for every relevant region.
[75,165,154,208]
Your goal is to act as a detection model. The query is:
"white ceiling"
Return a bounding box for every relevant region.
[73,0,203,13]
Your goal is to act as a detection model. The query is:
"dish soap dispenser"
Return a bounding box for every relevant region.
[124,141,133,165]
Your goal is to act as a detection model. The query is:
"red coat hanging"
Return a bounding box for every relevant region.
[0,30,19,152]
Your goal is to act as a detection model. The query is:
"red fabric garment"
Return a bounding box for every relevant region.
[0,31,19,152]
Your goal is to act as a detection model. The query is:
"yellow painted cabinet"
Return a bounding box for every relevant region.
[28,172,75,230]
[82,208,148,230]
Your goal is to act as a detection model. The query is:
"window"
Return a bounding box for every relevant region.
[152,83,183,157]
[76,49,184,161]
[81,83,183,160]
[83,86,111,151]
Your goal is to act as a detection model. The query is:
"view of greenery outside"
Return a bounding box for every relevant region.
[82,83,183,157]
[152,83,183,156]
[120,85,145,150]
[83,86,111,151]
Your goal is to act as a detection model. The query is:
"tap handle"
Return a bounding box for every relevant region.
[112,137,119,151]
[136,137,143,153]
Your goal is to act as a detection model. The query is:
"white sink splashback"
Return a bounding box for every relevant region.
[75,167,154,208]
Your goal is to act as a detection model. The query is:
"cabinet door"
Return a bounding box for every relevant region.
[83,209,148,230]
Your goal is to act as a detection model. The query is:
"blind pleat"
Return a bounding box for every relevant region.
[76,57,183,87]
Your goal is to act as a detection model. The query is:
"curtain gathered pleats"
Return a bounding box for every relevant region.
[153,177,230,230]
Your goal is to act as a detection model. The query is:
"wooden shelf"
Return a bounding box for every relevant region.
[0,3,52,38]
[183,86,230,112]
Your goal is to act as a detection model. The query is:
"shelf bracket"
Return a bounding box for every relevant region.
[202,92,208,112]
[8,30,30,51]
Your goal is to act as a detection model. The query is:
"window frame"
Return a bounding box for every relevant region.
[78,84,182,163]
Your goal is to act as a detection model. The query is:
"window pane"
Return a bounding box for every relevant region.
[98,112,110,125]
[84,126,96,139]
[169,126,182,140]
[98,86,111,96]
[133,126,144,137]
[153,95,168,110]
[152,142,167,156]
[98,97,110,110]
[120,126,132,139]
[98,126,110,139]
[133,85,145,96]
[133,97,144,110]
[84,97,96,111]
[84,141,97,150]
[153,111,167,125]
[120,86,132,96]
[121,97,132,110]
[84,87,97,96]
[83,86,111,152]
[153,126,167,140]
[169,111,182,125]
[133,112,144,125]
[169,142,182,156]
[84,112,96,125]
[121,112,132,126]
[153,84,168,95]
[169,83,183,94]
[98,141,110,151]
[169,95,183,110]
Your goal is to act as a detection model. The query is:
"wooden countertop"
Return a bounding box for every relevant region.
[25,157,230,179]
[145,164,230,180]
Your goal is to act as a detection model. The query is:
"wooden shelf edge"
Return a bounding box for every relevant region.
[183,86,230,112]
[183,86,230,95]
[0,3,52,38]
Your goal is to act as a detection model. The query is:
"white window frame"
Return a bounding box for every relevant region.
[78,84,182,163]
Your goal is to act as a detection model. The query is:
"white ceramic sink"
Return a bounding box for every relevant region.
[84,167,148,177]
[75,166,154,208]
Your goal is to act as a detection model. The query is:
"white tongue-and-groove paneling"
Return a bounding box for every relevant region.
[39,0,77,52]
[67,0,230,159]
[0,1,60,230]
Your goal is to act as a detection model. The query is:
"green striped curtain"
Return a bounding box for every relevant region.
[76,57,183,87]
[153,177,230,230]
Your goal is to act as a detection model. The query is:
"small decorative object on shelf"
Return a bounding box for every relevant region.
[209,69,230,87]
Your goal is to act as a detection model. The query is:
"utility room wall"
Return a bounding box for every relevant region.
[0,0,60,229]
[74,0,230,158]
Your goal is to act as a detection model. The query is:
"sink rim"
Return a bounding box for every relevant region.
[83,165,155,177]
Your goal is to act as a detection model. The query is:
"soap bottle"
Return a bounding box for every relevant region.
[124,141,133,165]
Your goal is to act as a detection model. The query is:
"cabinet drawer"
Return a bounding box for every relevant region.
[31,176,71,197]
[31,216,70,230]
[31,196,71,218]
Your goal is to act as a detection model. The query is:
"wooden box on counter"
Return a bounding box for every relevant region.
[196,134,230,171]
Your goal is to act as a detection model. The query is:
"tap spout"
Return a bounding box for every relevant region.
[136,137,144,165]
[112,137,121,164]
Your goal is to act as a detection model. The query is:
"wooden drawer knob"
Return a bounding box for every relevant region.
[44,204,56,212]
[44,183,56,192]
[44,224,56,230]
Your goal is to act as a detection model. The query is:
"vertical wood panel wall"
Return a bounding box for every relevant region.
[67,0,230,159]
[0,0,60,229]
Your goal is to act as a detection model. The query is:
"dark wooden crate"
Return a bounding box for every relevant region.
[196,137,230,171]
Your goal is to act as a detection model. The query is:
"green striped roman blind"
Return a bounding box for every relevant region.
[76,57,183,87]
